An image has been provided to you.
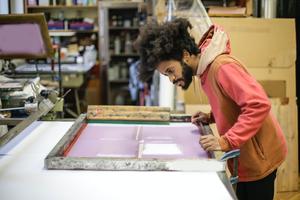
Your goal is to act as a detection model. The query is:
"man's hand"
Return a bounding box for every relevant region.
[191,111,211,126]
[199,135,221,151]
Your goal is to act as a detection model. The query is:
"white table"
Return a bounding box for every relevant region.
[0,121,234,200]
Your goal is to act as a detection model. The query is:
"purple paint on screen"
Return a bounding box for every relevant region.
[66,124,208,159]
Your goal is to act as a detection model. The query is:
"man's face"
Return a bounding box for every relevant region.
[157,60,193,90]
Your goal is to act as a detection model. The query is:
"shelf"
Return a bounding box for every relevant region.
[49,29,98,36]
[109,27,139,31]
[99,1,147,105]
[27,5,97,9]
[109,79,129,84]
[110,53,139,57]
[207,6,247,17]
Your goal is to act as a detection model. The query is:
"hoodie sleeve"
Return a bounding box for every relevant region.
[216,63,271,150]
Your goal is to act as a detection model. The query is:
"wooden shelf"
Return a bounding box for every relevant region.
[27,5,97,9]
[207,6,247,17]
[49,29,98,33]
[49,29,98,36]
[99,1,147,105]
[109,27,139,31]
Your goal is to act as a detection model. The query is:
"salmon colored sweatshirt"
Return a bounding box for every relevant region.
[197,27,287,182]
[200,54,287,182]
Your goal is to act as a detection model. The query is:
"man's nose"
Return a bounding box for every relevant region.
[168,75,175,83]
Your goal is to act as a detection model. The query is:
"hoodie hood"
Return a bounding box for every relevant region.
[196,25,231,75]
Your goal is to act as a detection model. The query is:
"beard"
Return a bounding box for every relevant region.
[173,62,193,90]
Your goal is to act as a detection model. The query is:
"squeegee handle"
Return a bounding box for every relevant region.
[199,122,213,136]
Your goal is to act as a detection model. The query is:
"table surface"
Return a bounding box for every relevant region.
[0,121,234,200]
[16,63,94,74]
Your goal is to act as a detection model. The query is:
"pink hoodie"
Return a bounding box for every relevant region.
[197,25,287,181]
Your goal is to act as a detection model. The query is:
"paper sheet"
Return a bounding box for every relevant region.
[142,143,182,155]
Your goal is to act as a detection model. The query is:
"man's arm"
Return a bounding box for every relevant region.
[216,63,271,151]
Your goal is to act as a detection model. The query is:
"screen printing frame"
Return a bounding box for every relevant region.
[0,13,53,59]
[45,114,225,171]
[45,114,237,199]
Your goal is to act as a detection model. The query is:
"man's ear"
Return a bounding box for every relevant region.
[182,50,190,63]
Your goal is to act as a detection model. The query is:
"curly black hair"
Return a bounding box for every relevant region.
[136,18,200,82]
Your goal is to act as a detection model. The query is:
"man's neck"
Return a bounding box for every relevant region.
[191,53,201,75]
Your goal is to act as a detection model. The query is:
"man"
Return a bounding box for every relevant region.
[136,18,287,200]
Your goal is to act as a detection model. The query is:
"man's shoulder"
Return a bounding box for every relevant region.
[212,54,245,69]
[210,54,249,77]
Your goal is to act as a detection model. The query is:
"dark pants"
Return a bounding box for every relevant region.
[236,169,277,200]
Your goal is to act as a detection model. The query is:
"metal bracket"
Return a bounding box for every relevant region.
[221,149,240,187]
[0,99,55,148]
[220,149,240,161]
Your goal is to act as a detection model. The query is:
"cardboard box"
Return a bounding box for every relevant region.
[184,18,296,104]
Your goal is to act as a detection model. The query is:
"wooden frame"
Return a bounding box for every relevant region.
[0,13,53,59]
[45,114,224,171]
[44,114,238,199]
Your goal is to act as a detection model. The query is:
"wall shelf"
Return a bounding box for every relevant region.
[25,2,100,113]
[109,27,139,31]
[49,29,98,32]
[99,1,147,105]
[27,5,97,9]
